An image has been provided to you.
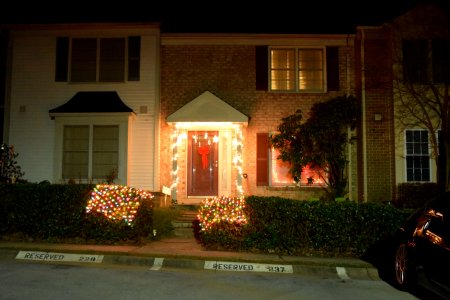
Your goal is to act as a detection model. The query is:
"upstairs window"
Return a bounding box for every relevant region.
[402,39,450,84]
[270,47,324,92]
[405,129,430,182]
[55,36,141,82]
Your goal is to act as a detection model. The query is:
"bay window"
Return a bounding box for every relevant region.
[63,125,119,181]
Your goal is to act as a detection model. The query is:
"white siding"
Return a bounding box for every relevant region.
[6,26,160,191]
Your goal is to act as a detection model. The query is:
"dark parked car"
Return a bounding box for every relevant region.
[390,191,450,299]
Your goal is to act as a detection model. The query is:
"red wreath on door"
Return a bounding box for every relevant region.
[198,146,210,169]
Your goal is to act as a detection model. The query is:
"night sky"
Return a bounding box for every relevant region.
[0,0,431,34]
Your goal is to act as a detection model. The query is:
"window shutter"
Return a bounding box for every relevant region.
[255,46,268,91]
[326,46,339,91]
[432,39,450,84]
[55,37,69,82]
[256,133,269,186]
[128,36,141,81]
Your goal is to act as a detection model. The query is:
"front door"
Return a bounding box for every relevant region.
[187,131,218,197]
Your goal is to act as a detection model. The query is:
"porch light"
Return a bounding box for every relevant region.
[169,123,245,199]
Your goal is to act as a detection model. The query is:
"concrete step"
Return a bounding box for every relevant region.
[174,212,198,223]
[173,227,195,238]
[172,210,199,238]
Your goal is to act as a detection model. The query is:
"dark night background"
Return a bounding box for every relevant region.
[0,0,446,144]
[0,0,434,34]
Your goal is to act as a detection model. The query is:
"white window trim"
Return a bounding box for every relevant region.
[404,129,432,182]
[268,46,327,93]
[53,113,132,184]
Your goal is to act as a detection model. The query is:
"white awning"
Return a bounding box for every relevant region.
[167,91,248,124]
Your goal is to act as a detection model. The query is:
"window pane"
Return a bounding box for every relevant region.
[92,126,119,179]
[63,126,89,179]
[299,165,326,186]
[407,156,430,181]
[406,130,428,155]
[99,38,125,82]
[271,49,295,68]
[71,38,97,82]
[270,49,295,91]
[299,70,323,90]
[402,40,428,83]
[270,148,294,185]
[271,70,295,90]
[298,49,323,91]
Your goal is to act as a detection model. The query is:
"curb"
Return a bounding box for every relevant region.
[1,247,380,281]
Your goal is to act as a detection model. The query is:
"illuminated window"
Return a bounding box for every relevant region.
[270,47,324,92]
[270,148,326,186]
[63,125,119,180]
[270,148,294,186]
[299,164,326,186]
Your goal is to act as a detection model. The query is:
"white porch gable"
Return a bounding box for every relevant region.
[166,91,247,205]
[167,91,248,123]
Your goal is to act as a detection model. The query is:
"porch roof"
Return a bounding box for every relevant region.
[49,91,133,114]
[166,91,248,123]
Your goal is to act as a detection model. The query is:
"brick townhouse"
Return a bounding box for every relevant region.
[159,33,359,204]
[1,1,448,205]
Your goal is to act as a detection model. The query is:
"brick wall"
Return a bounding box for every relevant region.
[160,43,356,202]
[355,27,395,203]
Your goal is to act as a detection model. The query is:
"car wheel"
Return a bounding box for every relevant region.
[393,243,410,289]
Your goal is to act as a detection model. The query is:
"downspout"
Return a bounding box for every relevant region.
[346,34,352,201]
[154,31,161,193]
[361,29,368,202]
[2,29,11,143]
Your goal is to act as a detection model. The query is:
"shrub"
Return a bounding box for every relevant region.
[0,144,25,183]
[196,196,248,250]
[396,182,443,208]
[197,195,411,257]
[0,183,154,244]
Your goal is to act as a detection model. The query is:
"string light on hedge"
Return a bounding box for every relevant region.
[197,195,247,231]
[86,184,154,226]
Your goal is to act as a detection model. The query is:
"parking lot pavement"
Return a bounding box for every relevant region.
[0,237,379,280]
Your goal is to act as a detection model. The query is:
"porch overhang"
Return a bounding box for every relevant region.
[49,91,134,119]
[166,91,248,125]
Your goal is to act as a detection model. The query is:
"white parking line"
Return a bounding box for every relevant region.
[150,257,164,271]
[204,261,293,273]
[15,250,103,263]
[336,267,351,280]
